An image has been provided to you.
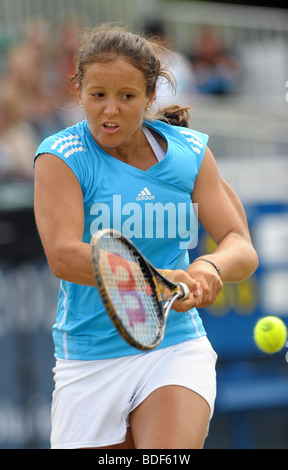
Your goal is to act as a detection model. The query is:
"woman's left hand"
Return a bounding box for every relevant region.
[185,261,223,309]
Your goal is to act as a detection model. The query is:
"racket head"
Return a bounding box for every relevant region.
[91,229,166,350]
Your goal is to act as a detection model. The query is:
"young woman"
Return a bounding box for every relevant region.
[34,24,258,449]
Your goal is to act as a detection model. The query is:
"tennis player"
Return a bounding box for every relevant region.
[34,24,258,449]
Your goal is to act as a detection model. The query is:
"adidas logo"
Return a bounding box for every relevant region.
[136,187,155,201]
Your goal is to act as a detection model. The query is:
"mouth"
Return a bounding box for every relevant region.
[102,122,120,133]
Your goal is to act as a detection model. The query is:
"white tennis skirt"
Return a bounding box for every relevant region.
[50,336,217,449]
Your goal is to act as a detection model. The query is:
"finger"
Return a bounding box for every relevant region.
[171,291,201,312]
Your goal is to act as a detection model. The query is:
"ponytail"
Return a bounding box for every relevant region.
[155,104,190,127]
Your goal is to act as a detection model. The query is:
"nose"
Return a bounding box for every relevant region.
[104,98,119,117]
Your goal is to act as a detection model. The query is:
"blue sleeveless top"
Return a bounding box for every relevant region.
[35,119,209,359]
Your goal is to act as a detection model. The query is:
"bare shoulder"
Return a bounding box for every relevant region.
[192,147,223,202]
[192,147,251,244]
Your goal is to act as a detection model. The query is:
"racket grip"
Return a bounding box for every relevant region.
[178,282,190,300]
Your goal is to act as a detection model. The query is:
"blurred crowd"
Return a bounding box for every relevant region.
[0,19,240,182]
[0,20,85,182]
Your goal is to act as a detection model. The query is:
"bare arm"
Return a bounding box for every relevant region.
[173,147,259,309]
[34,154,95,286]
[191,147,258,282]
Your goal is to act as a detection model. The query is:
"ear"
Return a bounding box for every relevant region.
[146,91,156,110]
[75,84,82,106]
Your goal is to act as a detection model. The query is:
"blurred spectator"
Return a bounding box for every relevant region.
[0,20,63,180]
[0,18,83,158]
[52,20,85,127]
[53,21,81,99]
[190,27,241,95]
[0,85,39,181]
[1,41,62,139]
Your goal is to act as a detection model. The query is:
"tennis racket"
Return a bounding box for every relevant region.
[90,229,190,351]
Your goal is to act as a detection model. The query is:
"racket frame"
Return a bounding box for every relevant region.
[91,229,189,350]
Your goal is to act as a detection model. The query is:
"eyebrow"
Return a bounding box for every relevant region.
[86,84,142,92]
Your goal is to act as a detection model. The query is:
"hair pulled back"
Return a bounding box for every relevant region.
[72,23,190,127]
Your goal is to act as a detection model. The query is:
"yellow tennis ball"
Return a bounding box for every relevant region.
[254,316,287,354]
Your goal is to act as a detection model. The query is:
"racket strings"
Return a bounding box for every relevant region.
[98,237,162,346]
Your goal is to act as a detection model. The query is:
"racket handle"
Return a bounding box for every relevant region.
[178,282,190,300]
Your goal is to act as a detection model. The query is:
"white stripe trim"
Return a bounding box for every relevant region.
[58,281,69,359]
[186,137,203,148]
[58,139,82,154]
[63,332,69,360]
[64,147,86,158]
[179,129,204,145]
[51,134,86,158]
[191,311,201,336]
[58,280,68,330]
[51,134,77,150]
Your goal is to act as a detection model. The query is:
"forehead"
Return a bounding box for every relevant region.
[81,57,146,89]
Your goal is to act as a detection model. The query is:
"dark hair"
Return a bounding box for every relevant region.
[71,23,190,127]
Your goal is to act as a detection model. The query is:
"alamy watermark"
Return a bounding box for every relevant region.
[90,195,199,249]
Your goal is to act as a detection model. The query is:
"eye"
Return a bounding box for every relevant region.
[92,93,104,98]
[123,93,134,100]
